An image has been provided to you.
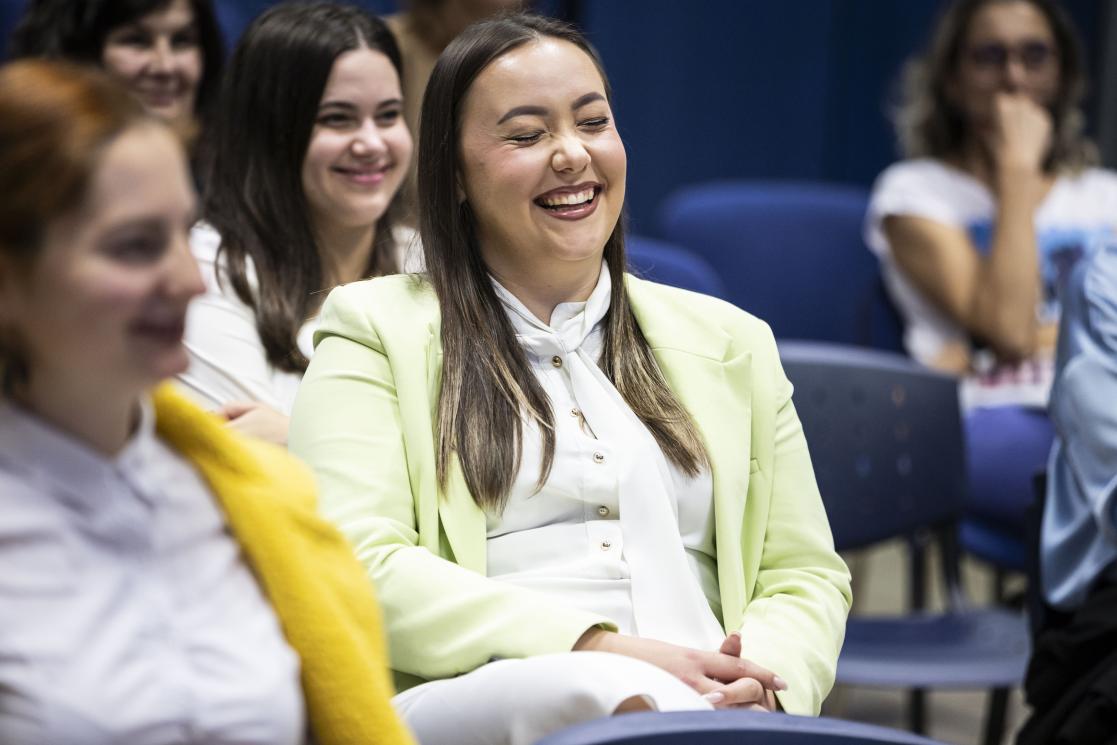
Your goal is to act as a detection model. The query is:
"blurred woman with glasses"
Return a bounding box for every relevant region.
[865,0,1117,561]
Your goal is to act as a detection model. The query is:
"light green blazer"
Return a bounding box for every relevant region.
[289,273,851,716]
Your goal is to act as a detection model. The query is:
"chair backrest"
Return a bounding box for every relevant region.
[534,710,950,745]
[659,180,903,351]
[778,341,967,551]
[626,234,729,299]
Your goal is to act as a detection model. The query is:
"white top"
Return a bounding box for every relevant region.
[0,397,304,745]
[179,222,422,413]
[865,159,1117,408]
[486,264,725,650]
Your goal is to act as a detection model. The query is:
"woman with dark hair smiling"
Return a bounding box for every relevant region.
[178,2,417,445]
[290,13,849,745]
[9,0,223,141]
[865,0,1117,563]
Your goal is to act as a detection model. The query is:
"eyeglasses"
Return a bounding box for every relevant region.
[966,40,1056,71]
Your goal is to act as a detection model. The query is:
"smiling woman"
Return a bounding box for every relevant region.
[9,0,224,139]
[289,13,851,745]
[0,59,414,745]
[176,2,417,445]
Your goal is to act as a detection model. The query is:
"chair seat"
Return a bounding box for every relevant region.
[534,710,949,745]
[838,610,1030,689]
[959,519,1028,572]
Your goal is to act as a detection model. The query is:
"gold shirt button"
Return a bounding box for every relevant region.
[597,505,610,517]
[551,355,563,368]
[571,407,581,418]
[593,451,605,464]
[600,539,612,550]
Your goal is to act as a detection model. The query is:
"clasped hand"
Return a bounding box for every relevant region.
[574,628,786,710]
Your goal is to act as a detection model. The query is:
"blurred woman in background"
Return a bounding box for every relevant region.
[9,0,223,143]
[291,14,849,745]
[178,2,416,445]
[0,58,413,745]
[865,0,1117,556]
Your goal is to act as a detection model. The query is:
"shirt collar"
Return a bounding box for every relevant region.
[491,261,612,357]
[0,395,159,513]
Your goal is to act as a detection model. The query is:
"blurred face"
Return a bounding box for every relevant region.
[0,125,204,399]
[457,38,626,278]
[301,47,412,236]
[101,0,204,129]
[949,1,1061,125]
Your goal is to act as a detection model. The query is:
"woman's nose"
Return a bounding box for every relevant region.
[552,134,590,173]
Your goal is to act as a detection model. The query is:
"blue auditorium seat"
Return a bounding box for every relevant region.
[659,180,902,351]
[626,234,728,299]
[777,341,1030,745]
[534,710,949,745]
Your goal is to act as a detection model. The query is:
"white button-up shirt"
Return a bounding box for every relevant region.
[486,266,723,643]
[0,398,305,745]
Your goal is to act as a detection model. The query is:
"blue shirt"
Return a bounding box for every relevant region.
[1042,242,1117,609]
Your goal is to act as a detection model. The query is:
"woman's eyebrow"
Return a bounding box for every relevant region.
[571,92,604,110]
[497,104,548,124]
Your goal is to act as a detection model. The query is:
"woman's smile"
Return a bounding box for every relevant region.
[534,182,602,219]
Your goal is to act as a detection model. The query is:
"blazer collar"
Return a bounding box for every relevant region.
[625,275,734,361]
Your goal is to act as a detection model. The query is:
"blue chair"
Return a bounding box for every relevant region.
[626,234,728,299]
[659,181,902,351]
[534,710,949,745]
[777,341,1030,745]
[959,407,1055,603]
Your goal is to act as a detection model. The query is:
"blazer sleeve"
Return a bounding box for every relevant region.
[288,283,613,682]
[735,325,852,716]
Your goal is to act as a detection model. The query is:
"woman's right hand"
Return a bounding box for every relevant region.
[987,93,1053,177]
[573,628,786,707]
[218,400,290,446]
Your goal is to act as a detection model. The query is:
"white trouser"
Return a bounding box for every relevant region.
[392,651,711,745]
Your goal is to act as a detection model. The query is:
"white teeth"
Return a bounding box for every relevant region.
[540,188,595,207]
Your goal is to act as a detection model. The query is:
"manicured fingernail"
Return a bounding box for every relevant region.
[773,676,789,691]
[702,692,725,704]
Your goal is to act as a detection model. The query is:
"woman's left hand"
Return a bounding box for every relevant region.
[703,632,780,711]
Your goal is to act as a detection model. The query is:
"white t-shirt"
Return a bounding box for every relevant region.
[179,222,421,414]
[865,159,1117,408]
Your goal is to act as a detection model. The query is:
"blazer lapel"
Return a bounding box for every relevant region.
[427,333,487,574]
[627,278,754,618]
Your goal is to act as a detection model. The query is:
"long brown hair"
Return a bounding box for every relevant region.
[894,0,1095,172]
[418,13,709,511]
[0,60,151,393]
[202,2,406,374]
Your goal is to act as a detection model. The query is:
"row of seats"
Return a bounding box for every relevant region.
[626,180,904,352]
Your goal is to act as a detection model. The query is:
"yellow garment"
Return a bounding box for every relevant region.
[153,384,415,745]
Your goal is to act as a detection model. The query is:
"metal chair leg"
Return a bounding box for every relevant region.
[908,689,927,734]
[983,687,1010,745]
